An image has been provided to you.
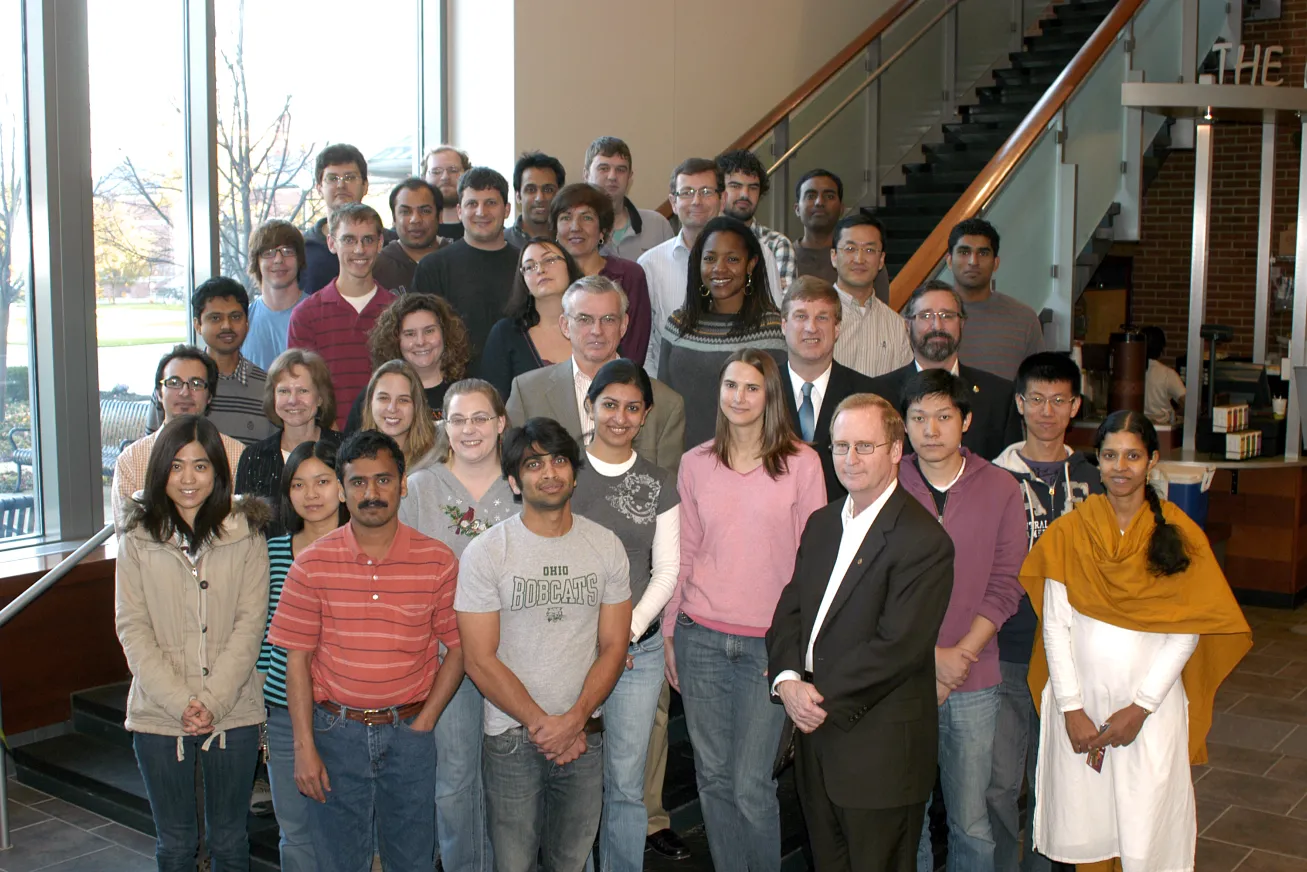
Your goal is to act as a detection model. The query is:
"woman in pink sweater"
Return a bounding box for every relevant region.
[662,347,826,872]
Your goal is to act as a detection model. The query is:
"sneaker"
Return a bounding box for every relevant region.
[250,777,273,816]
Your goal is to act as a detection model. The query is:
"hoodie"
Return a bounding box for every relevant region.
[991,441,1103,663]
[898,448,1027,693]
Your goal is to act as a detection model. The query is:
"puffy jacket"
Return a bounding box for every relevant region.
[115,497,271,739]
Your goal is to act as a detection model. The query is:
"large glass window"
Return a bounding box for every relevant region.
[88,0,189,519]
[214,0,419,290]
[0,6,39,540]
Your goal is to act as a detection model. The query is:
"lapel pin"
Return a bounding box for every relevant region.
[973,385,979,393]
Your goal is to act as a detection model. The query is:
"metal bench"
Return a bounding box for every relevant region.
[0,493,35,537]
[6,398,151,488]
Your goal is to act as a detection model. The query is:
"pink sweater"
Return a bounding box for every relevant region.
[662,441,827,638]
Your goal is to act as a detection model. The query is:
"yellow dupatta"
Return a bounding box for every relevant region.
[1020,493,1252,764]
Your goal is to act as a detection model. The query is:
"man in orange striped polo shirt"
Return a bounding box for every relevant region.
[269,430,462,872]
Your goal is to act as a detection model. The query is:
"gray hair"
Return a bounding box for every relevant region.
[561,274,630,318]
[903,279,967,319]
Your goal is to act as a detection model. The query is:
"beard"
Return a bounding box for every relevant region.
[913,331,958,363]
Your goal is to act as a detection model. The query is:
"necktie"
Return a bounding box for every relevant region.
[799,382,815,442]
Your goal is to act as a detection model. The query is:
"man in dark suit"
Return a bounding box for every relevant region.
[779,276,878,500]
[767,393,954,870]
[867,280,1021,460]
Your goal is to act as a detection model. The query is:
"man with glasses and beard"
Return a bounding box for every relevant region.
[866,280,1021,461]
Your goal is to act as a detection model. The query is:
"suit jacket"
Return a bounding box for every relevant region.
[766,486,954,810]
[780,360,878,501]
[866,361,1023,461]
[505,360,687,473]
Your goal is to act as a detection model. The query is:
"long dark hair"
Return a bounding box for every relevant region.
[710,348,800,480]
[280,440,350,534]
[505,237,584,328]
[679,215,776,337]
[137,415,232,553]
[1094,410,1190,576]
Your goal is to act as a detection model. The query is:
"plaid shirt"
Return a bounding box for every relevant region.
[754,223,796,293]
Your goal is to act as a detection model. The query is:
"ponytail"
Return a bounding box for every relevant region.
[1144,484,1190,576]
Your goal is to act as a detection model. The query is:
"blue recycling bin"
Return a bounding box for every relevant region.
[1157,465,1211,529]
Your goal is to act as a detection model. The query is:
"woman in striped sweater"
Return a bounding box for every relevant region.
[656,215,787,447]
[259,439,349,872]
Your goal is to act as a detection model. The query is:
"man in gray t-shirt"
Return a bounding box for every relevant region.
[455,417,631,872]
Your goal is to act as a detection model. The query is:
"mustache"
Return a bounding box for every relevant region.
[356,499,389,510]
[923,331,953,343]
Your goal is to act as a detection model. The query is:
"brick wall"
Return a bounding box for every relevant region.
[1130,1,1305,364]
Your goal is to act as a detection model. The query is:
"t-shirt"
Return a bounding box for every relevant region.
[243,294,305,370]
[1144,358,1186,425]
[794,245,837,285]
[956,292,1045,381]
[571,455,678,605]
[399,462,519,559]
[455,513,631,735]
[411,239,521,364]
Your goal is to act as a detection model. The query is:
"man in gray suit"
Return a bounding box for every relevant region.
[506,275,686,473]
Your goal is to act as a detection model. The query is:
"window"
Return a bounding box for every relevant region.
[88,0,189,519]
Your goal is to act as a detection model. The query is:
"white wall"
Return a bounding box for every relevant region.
[450,0,890,211]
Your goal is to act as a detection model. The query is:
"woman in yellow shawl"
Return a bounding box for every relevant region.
[1020,411,1250,872]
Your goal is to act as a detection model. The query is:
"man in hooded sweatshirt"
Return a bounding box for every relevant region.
[897,367,1026,872]
[986,352,1103,872]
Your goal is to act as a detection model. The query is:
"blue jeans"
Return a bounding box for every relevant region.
[132,724,260,872]
[986,661,1051,872]
[597,633,666,872]
[483,727,605,872]
[434,675,492,872]
[265,705,316,872]
[308,704,437,872]
[674,615,786,872]
[917,684,1001,872]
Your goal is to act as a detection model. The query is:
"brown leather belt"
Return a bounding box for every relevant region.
[318,700,424,726]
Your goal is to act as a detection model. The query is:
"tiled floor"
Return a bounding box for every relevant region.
[0,779,155,872]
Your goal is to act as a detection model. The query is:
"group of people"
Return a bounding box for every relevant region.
[109,134,1253,872]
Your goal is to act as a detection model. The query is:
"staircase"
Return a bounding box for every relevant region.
[878,0,1119,275]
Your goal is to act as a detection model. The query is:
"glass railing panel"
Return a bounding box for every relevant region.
[1198,0,1228,60]
[1132,0,1182,83]
[877,0,951,188]
[956,0,1018,99]
[1065,38,1128,249]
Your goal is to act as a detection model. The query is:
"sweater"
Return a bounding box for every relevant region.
[898,448,1027,692]
[234,429,343,536]
[116,498,271,736]
[411,239,520,365]
[478,318,552,401]
[598,257,654,367]
[656,310,788,449]
[663,441,826,638]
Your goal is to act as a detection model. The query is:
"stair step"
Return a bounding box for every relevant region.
[899,174,971,195]
[994,67,1059,88]
[72,683,133,750]
[884,191,967,211]
[1011,50,1079,70]
[941,123,1012,147]
[902,163,984,185]
[877,213,950,234]
[979,82,1051,102]
[960,101,1037,124]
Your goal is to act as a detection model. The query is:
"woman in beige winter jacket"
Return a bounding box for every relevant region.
[115,414,270,872]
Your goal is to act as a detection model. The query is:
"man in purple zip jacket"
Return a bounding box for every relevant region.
[897,367,1026,872]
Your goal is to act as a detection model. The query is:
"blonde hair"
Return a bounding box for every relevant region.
[436,378,508,464]
[830,392,906,448]
[361,360,437,466]
[263,349,337,429]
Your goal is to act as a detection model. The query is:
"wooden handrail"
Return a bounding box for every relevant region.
[888,0,1146,309]
[655,0,923,220]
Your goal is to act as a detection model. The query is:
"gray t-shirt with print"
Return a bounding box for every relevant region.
[455,513,631,735]
[399,462,518,559]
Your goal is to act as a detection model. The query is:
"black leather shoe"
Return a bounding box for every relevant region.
[645,828,691,860]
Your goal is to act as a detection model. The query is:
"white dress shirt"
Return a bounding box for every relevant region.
[831,282,913,378]
[572,357,596,442]
[787,362,833,430]
[773,480,899,690]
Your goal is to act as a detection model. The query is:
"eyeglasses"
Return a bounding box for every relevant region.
[428,166,463,178]
[568,313,622,328]
[323,172,361,185]
[1022,393,1074,409]
[446,414,498,428]
[258,246,297,260]
[837,243,883,257]
[673,187,719,201]
[334,235,380,249]
[520,254,566,276]
[906,311,964,323]
[160,376,209,392]
[831,441,891,456]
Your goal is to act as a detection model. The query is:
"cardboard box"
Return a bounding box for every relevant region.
[1212,404,1250,433]
[1280,221,1298,257]
[1225,429,1262,460]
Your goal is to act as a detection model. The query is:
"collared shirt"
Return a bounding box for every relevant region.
[787,362,833,428]
[914,359,962,376]
[753,223,797,292]
[832,283,913,378]
[112,429,246,536]
[143,354,276,446]
[572,356,597,443]
[267,522,461,709]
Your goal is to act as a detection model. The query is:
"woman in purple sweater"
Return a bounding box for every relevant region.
[662,347,827,872]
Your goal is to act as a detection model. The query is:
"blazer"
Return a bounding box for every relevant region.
[505,360,687,474]
[766,486,954,809]
[780,360,878,501]
[866,361,1023,461]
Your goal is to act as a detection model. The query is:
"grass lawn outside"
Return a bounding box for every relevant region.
[6,300,188,348]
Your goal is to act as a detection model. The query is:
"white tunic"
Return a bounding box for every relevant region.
[1032,577,1199,871]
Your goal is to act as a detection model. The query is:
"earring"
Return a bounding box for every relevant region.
[745,275,754,296]
[700,283,711,298]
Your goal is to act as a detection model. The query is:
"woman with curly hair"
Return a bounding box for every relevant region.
[344,294,472,432]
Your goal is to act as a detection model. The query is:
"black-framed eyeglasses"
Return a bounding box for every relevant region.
[831,441,891,456]
[160,376,209,392]
[258,246,297,260]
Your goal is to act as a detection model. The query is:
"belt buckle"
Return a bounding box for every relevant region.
[357,706,394,726]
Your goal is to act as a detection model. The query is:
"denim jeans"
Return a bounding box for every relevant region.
[265,705,316,872]
[308,704,437,872]
[483,726,604,872]
[917,683,1001,872]
[986,661,1051,872]
[674,615,786,872]
[434,675,492,872]
[133,724,260,872]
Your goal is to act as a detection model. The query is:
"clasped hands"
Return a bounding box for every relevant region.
[776,680,827,734]
[529,712,588,765]
[934,645,978,706]
[1063,704,1149,754]
[181,698,214,735]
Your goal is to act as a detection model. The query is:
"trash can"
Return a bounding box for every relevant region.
[1153,463,1215,529]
